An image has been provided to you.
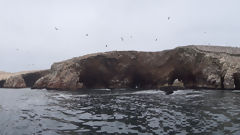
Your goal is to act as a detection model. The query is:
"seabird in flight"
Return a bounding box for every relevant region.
[120,37,124,41]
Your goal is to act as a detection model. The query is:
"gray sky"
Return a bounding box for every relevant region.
[1,0,240,72]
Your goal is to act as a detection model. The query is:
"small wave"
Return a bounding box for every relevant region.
[232,90,240,93]
[52,94,88,99]
[132,90,164,94]
[172,90,196,95]
[93,89,111,91]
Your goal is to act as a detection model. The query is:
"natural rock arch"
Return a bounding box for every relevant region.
[168,69,197,88]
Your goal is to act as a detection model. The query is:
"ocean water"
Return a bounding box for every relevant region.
[0,88,240,135]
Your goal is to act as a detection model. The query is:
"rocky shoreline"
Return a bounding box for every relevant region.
[1,45,240,91]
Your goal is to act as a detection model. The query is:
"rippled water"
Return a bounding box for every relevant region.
[0,88,240,135]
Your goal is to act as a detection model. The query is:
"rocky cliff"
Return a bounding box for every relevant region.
[1,45,240,90]
[32,45,240,90]
[1,70,50,88]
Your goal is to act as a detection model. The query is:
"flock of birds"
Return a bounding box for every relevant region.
[53,29,159,48]
[52,17,173,48]
[15,16,211,58]
[14,16,212,67]
[16,16,212,52]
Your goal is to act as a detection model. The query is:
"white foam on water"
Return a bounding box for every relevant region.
[172,90,193,95]
[132,90,165,95]
[53,93,88,99]
[93,89,111,91]
[232,90,240,93]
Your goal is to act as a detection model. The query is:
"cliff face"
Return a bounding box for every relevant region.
[1,45,240,90]
[3,75,27,88]
[32,45,240,90]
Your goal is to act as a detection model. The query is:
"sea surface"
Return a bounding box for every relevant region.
[0,88,240,135]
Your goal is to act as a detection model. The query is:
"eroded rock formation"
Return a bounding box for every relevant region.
[1,70,49,88]
[1,45,240,90]
[32,45,240,90]
[3,75,26,88]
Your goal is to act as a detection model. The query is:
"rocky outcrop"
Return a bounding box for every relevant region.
[2,45,240,90]
[3,75,26,88]
[32,45,240,90]
[2,70,49,88]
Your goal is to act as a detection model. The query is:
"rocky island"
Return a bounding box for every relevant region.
[1,45,240,90]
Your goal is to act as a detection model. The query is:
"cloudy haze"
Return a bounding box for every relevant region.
[0,0,240,72]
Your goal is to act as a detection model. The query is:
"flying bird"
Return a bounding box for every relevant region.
[120,37,124,41]
[85,34,88,36]
[168,17,170,20]
[155,38,158,41]
[105,44,108,47]
[54,27,59,30]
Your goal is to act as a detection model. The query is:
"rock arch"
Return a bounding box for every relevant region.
[168,69,197,88]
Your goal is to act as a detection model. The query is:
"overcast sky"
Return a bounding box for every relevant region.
[0,0,240,72]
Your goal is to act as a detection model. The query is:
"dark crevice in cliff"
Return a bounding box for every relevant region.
[22,73,44,87]
[79,70,112,88]
[123,62,157,89]
[0,80,5,88]
[79,56,117,89]
[221,76,225,89]
[128,71,155,89]
[233,73,240,89]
